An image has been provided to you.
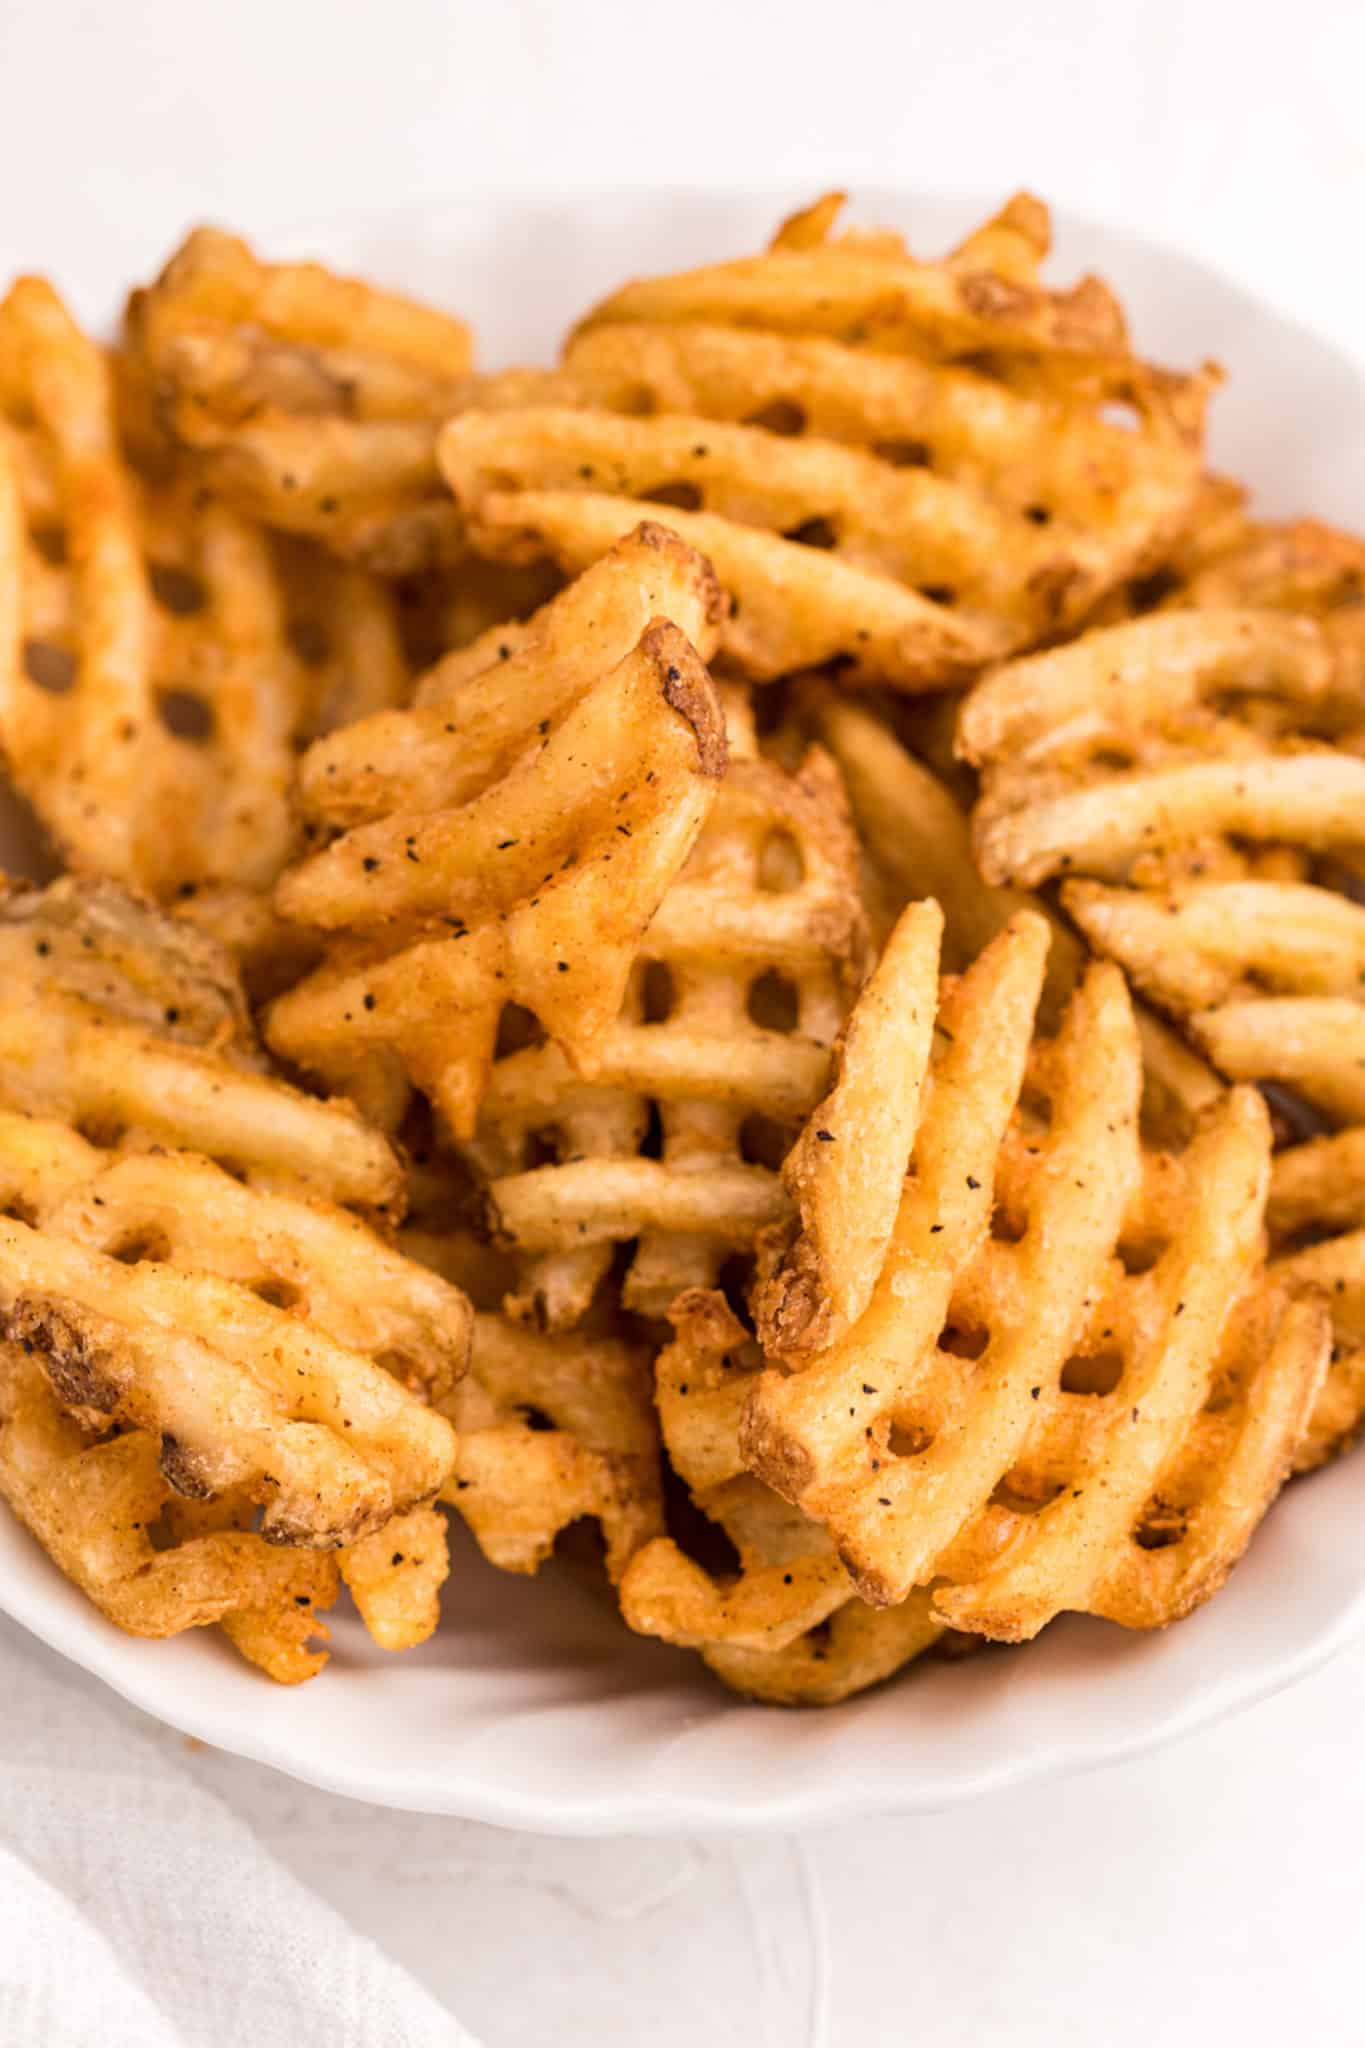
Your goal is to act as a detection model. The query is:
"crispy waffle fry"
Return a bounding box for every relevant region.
[961,611,1359,889]
[0,1105,466,1664]
[268,525,728,1137]
[808,686,1220,1138]
[755,900,942,1355]
[1164,511,1365,699]
[338,1503,450,1651]
[702,1590,951,1706]
[126,227,474,573]
[1266,1132,1365,1471]
[126,228,602,574]
[440,1311,661,1580]
[439,193,1212,687]
[741,903,1327,1634]
[557,330,1207,638]
[960,610,1365,1129]
[41,1145,470,1399]
[0,1220,456,1549]
[0,1108,461,1547]
[0,877,401,1209]
[574,191,1134,376]
[472,700,863,1325]
[618,1291,956,1704]
[0,1347,338,1682]
[0,278,351,894]
[619,1292,850,1651]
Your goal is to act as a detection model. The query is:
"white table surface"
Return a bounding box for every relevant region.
[3,1,1363,2040]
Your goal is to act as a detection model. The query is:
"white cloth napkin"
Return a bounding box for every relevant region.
[0,1631,480,2048]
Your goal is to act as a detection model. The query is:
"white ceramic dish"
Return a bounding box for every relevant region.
[2,189,1363,1836]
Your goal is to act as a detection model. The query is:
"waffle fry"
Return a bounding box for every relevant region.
[741,903,1327,1634]
[1267,1132,1365,1471]
[126,227,474,574]
[437,194,1210,690]
[0,1347,338,1682]
[574,190,1134,376]
[558,327,1208,642]
[0,1179,458,1547]
[619,1292,849,1646]
[472,701,863,1326]
[755,900,942,1355]
[268,525,728,1137]
[961,611,1359,889]
[808,686,1220,1139]
[440,1310,661,1580]
[618,1290,958,1704]
[338,1503,450,1651]
[126,228,602,574]
[0,877,401,1209]
[703,1590,952,1706]
[1165,510,1365,699]
[960,610,1365,1128]
[0,278,349,895]
[0,1106,465,1662]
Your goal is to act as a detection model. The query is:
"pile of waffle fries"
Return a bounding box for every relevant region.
[0,192,1357,1704]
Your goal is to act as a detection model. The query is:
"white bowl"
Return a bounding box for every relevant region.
[3,189,1363,1834]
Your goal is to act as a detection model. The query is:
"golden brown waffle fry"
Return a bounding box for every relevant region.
[127,227,474,574]
[0,1103,466,1663]
[755,900,942,1355]
[38,1143,470,1399]
[0,278,346,895]
[619,1292,850,1651]
[440,1311,661,1580]
[1166,512,1365,699]
[558,326,1207,636]
[0,1114,458,1540]
[960,610,1365,1129]
[0,1347,338,1682]
[703,1590,952,1706]
[742,904,1327,1635]
[573,191,1134,377]
[1266,1132,1365,1471]
[442,193,1212,688]
[126,229,606,575]
[268,525,728,1138]
[0,877,401,1210]
[472,704,864,1326]
[961,611,1359,889]
[338,1503,450,1651]
[0,1213,457,1547]
[808,686,1220,1138]
[617,1290,954,1704]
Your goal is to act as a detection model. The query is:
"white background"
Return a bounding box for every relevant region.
[2,0,1364,2041]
